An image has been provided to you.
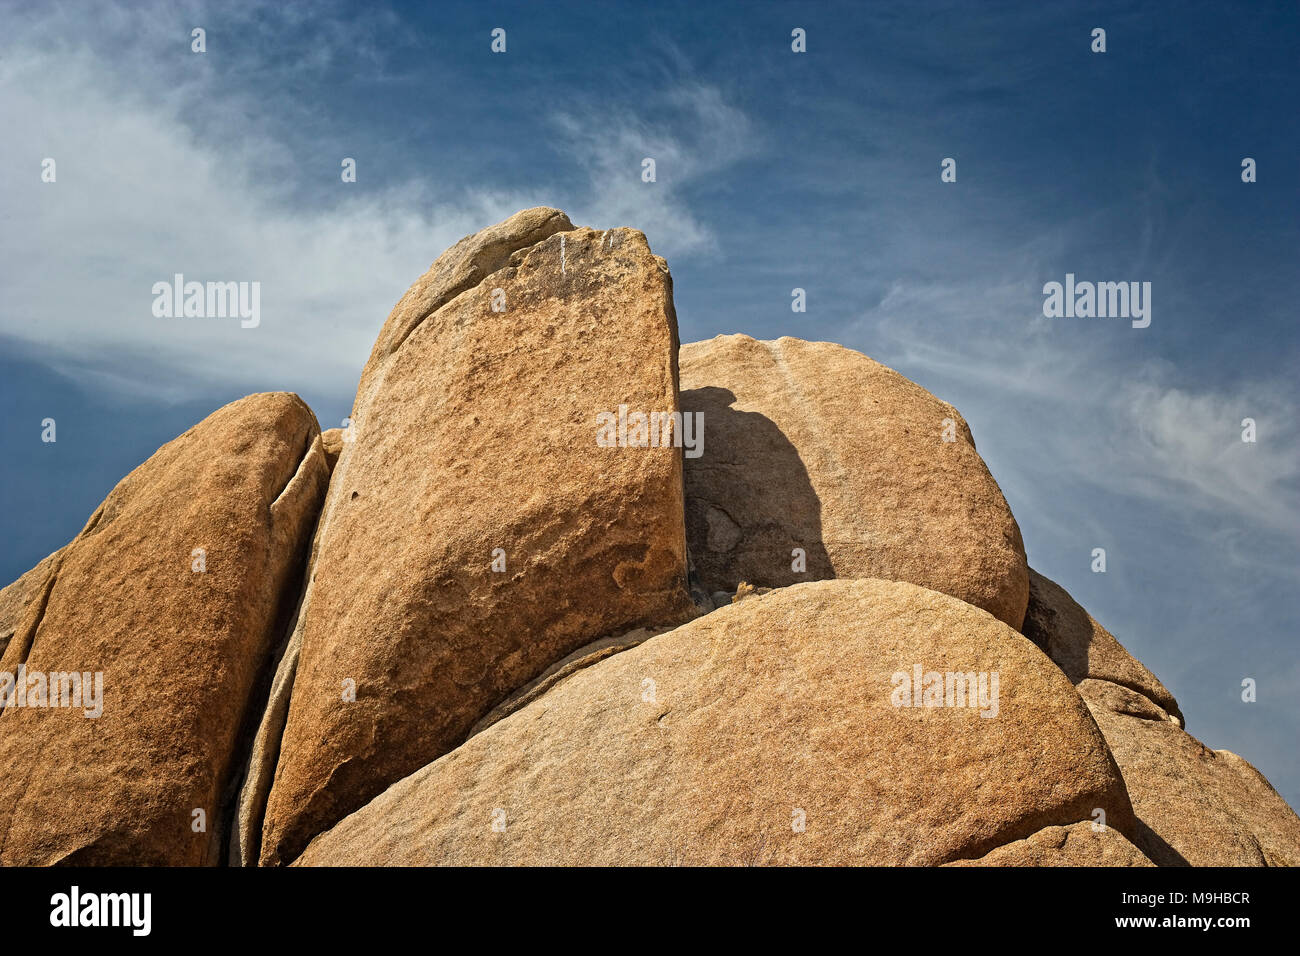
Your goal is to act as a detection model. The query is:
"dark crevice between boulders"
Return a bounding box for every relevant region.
[215,435,325,866]
[463,625,674,741]
[1132,818,1191,867]
[223,592,306,866]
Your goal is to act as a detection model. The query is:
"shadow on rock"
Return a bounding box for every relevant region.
[681,386,832,592]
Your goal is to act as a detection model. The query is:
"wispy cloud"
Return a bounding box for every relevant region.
[0,3,753,400]
[551,82,757,258]
[858,270,1300,540]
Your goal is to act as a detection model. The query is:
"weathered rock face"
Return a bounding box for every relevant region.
[258,210,697,865]
[0,547,64,661]
[1022,569,1300,866]
[295,579,1134,866]
[679,335,1029,629]
[0,393,328,865]
[1086,704,1300,866]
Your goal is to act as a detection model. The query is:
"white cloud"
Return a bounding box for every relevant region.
[0,33,531,400]
[1119,381,1299,525]
[0,6,750,402]
[857,275,1300,538]
[551,83,757,259]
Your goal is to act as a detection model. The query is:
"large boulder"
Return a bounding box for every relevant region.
[1022,569,1300,866]
[679,335,1029,629]
[0,393,328,865]
[256,210,697,865]
[295,579,1135,866]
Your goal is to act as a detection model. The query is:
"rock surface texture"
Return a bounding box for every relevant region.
[256,209,697,865]
[295,579,1136,866]
[679,335,1029,629]
[0,393,327,865]
[0,548,64,661]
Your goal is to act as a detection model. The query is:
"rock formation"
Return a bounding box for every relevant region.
[293,578,1135,866]
[254,210,697,865]
[1,208,1295,867]
[1021,569,1300,865]
[0,393,327,864]
[680,335,1029,628]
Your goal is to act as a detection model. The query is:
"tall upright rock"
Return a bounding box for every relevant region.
[255,209,697,865]
[0,393,328,865]
[680,335,1029,628]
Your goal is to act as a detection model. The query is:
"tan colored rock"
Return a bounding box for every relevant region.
[1076,678,1174,722]
[946,822,1153,866]
[1085,705,1300,866]
[319,427,345,471]
[295,579,1135,866]
[259,212,696,865]
[466,626,666,739]
[0,393,328,865]
[355,206,574,406]
[1022,568,1181,722]
[679,335,1029,628]
[1022,568,1300,865]
[0,546,63,660]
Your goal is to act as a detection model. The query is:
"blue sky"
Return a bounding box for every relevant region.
[2,0,1297,807]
